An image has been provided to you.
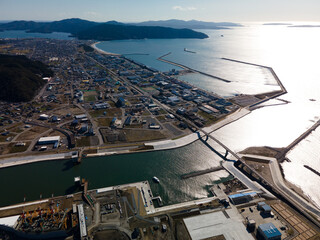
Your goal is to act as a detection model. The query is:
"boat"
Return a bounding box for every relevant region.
[184,48,196,54]
[152,176,160,183]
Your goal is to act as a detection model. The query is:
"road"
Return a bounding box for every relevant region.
[240,154,320,221]
[76,103,104,146]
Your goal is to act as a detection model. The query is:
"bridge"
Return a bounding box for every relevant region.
[175,112,320,228]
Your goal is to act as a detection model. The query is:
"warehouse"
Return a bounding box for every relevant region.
[228,192,257,205]
[258,223,281,240]
[37,136,60,148]
[183,209,254,240]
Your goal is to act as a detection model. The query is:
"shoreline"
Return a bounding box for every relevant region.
[0,152,77,169]
[0,108,250,169]
[90,42,120,56]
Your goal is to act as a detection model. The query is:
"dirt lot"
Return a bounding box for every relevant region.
[239,146,284,158]
[97,117,113,127]
[51,106,84,116]
[90,108,122,118]
[123,129,166,143]
[16,126,50,141]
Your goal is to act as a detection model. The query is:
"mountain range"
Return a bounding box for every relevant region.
[132,19,242,29]
[0,18,211,40]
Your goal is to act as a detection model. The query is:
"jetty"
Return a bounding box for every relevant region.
[158,52,231,83]
[304,165,320,177]
[181,166,224,179]
[277,118,320,161]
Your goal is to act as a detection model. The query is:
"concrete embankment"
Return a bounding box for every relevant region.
[0,108,250,168]
[221,58,287,94]
[0,152,77,169]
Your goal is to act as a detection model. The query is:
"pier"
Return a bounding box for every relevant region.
[181,166,224,179]
[158,52,231,83]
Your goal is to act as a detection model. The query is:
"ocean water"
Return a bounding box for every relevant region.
[0,24,320,208]
[97,24,320,207]
[0,30,74,40]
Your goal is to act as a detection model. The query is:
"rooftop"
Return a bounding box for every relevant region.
[183,209,254,240]
[258,222,282,239]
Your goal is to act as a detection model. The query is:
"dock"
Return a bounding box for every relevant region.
[151,196,163,206]
[181,166,224,179]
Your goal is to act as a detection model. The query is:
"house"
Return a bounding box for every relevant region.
[116,97,126,107]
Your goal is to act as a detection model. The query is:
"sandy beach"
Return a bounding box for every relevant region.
[90,42,120,56]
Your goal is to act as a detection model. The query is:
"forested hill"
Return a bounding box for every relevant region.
[0,54,53,102]
[0,18,209,40]
[75,24,208,40]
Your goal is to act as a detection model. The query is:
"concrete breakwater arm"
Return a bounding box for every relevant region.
[157,52,232,83]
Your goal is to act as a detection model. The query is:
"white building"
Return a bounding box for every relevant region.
[183,209,255,240]
[37,136,60,148]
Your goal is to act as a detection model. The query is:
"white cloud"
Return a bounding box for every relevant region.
[172,6,197,11]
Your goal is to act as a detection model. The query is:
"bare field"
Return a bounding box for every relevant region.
[123,129,166,142]
[16,126,50,141]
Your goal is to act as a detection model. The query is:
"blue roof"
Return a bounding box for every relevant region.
[228,192,256,199]
[259,223,281,238]
[261,204,272,212]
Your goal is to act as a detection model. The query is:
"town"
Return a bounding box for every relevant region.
[0,38,319,240]
[0,39,240,158]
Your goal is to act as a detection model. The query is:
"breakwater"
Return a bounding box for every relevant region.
[158,52,231,83]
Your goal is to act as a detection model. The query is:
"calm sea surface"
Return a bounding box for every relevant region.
[0,30,73,40]
[0,25,320,207]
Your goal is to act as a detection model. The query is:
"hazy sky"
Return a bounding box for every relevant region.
[0,0,320,22]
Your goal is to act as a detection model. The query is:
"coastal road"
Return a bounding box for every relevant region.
[240,154,320,220]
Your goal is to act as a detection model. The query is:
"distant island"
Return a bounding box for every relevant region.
[263,23,292,26]
[288,25,320,28]
[0,54,53,102]
[132,19,242,29]
[0,18,209,40]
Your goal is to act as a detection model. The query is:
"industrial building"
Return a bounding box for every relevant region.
[183,209,255,240]
[257,202,272,214]
[228,192,257,205]
[37,136,60,148]
[258,223,282,240]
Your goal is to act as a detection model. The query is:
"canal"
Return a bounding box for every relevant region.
[0,140,229,207]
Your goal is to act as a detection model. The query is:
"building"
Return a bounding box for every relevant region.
[94,102,109,110]
[37,136,60,148]
[116,97,126,107]
[258,223,281,240]
[39,114,49,120]
[75,114,87,120]
[228,192,256,205]
[183,209,255,240]
[258,202,272,214]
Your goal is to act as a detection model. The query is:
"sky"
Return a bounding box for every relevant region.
[0,0,320,23]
